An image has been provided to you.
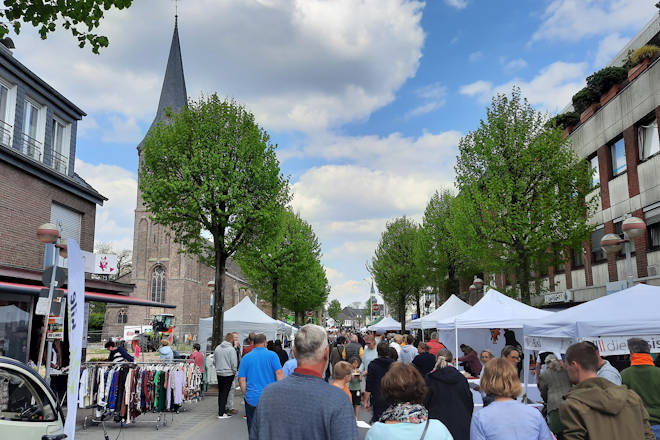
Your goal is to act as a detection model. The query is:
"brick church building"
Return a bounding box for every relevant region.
[103,18,260,339]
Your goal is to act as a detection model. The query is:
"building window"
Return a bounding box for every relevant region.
[588,154,599,188]
[610,137,626,177]
[117,309,127,324]
[151,266,166,303]
[51,117,70,174]
[571,246,584,268]
[22,98,44,160]
[50,203,81,243]
[591,227,606,264]
[639,118,660,161]
[0,78,16,148]
[648,215,660,251]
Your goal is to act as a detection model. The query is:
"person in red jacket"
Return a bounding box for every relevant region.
[426,331,446,356]
[458,344,482,377]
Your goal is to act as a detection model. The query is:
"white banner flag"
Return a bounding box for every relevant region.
[64,240,84,439]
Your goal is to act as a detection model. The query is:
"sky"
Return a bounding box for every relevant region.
[9,0,657,308]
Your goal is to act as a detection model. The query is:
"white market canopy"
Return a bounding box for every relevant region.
[524,283,660,353]
[367,316,402,332]
[408,295,472,329]
[198,296,287,351]
[437,288,553,330]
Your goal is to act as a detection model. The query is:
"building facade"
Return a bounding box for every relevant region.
[529,15,660,306]
[103,19,257,339]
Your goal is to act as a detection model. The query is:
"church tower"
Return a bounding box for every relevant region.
[104,18,258,343]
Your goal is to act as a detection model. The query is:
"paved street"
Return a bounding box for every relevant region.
[75,390,373,439]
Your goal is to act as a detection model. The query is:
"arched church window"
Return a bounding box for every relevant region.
[151,266,167,303]
[117,309,127,324]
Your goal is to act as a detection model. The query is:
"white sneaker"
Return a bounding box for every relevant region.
[217,414,231,419]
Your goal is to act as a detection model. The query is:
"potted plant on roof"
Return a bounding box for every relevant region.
[586,66,628,106]
[627,45,660,81]
[572,87,600,123]
[547,111,580,138]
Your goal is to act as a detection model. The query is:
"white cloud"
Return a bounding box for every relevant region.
[13,0,426,133]
[405,102,441,118]
[75,159,137,252]
[445,0,468,9]
[102,115,144,144]
[469,51,483,63]
[532,0,656,43]
[327,241,378,258]
[503,57,528,71]
[594,33,629,68]
[404,83,447,118]
[460,61,588,112]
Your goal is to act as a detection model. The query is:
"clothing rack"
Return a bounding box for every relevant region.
[80,360,202,431]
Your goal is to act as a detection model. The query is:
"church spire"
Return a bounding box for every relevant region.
[139,16,188,150]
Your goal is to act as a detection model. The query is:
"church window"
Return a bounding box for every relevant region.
[117,309,128,324]
[151,266,167,303]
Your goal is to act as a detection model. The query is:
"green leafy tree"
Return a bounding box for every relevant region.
[327,299,342,322]
[448,88,598,304]
[140,94,289,348]
[416,190,453,303]
[0,1,134,53]
[87,302,106,331]
[236,208,323,320]
[368,217,423,331]
[281,261,329,325]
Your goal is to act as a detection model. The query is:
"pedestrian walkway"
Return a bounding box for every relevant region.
[75,392,374,439]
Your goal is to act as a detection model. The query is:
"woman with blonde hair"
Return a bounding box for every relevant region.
[470,358,553,440]
[159,338,174,362]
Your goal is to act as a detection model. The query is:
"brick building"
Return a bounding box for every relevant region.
[102,19,258,339]
[524,15,660,306]
[0,37,152,364]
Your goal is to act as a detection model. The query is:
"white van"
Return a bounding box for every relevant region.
[0,356,66,440]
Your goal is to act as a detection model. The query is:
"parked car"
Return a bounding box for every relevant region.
[0,356,66,439]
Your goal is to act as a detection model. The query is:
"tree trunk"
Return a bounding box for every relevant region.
[416,293,421,319]
[519,253,531,304]
[211,240,227,349]
[271,280,278,320]
[399,298,406,332]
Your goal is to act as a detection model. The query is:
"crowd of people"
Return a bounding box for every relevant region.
[207,326,660,440]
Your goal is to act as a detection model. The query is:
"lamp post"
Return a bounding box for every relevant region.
[600,216,647,288]
[35,223,61,382]
[207,279,215,317]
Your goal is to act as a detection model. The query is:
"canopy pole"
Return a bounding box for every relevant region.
[523,348,530,403]
[454,324,458,368]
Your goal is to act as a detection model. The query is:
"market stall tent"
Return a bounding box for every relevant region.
[523,283,660,354]
[408,294,471,329]
[198,296,284,351]
[367,316,402,332]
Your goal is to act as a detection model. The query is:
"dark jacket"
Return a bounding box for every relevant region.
[366,356,394,423]
[344,341,362,363]
[108,346,134,363]
[559,377,654,440]
[275,348,289,366]
[412,352,436,377]
[329,345,343,371]
[425,365,473,440]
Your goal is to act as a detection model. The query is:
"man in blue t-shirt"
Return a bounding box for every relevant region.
[238,333,284,431]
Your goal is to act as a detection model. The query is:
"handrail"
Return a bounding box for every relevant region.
[51,148,68,174]
[21,132,42,160]
[0,119,12,147]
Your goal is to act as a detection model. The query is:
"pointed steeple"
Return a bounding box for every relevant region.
[138,16,188,150]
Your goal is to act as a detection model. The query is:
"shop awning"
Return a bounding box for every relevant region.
[0,281,176,308]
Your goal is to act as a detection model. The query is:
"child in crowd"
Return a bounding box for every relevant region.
[332,361,353,408]
[348,357,362,420]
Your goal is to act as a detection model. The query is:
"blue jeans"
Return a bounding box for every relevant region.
[244,399,257,433]
[651,424,660,440]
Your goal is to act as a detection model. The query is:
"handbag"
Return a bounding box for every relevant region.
[419,417,430,440]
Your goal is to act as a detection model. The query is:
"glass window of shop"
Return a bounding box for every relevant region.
[0,295,33,363]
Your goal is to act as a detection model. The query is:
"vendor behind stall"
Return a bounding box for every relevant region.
[105,340,134,363]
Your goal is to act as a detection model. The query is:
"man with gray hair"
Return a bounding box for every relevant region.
[622,338,660,439]
[250,324,358,440]
[427,331,446,356]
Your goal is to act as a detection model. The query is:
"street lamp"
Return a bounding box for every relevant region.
[35,223,60,382]
[600,216,647,288]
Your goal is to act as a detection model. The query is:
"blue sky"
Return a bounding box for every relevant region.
[11,0,657,307]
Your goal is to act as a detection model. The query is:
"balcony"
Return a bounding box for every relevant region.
[21,133,42,161]
[51,149,68,174]
[0,120,11,148]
